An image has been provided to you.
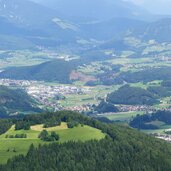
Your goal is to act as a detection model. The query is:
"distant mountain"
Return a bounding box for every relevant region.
[132,18,171,42]
[0,16,36,49]
[32,0,171,43]
[99,17,171,43]
[33,0,150,22]
[0,17,26,35]
[0,60,80,83]
[0,0,80,36]
[80,17,147,40]
[0,0,58,27]
[0,0,82,49]
[0,0,171,50]
[0,86,41,117]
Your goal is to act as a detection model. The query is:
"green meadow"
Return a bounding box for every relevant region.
[101,111,144,122]
[0,123,105,164]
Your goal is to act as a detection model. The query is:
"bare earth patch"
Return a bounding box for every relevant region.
[31,122,68,132]
[70,70,97,82]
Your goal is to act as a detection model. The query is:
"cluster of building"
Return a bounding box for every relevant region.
[152,133,171,143]
[0,79,170,114]
[160,56,171,62]
[65,104,92,113]
[118,105,171,114]
[36,47,79,61]
[0,79,91,111]
[27,84,88,96]
[27,84,90,109]
[118,105,156,113]
[0,79,35,87]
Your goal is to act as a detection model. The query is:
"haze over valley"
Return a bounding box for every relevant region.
[1,0,171,170]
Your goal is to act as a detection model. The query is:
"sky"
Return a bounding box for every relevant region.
[127,0,171,15]
[32,0,171,15]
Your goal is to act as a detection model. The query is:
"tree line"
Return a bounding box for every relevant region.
[1,111,171,170]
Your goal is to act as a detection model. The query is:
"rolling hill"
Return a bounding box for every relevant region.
[0,0,60,27]
[0,111,171,170]
[0,122,105,164]
[33,0,150,22]
[132,18,171,42]
[0,17,28,36]
[120,67,171,83]
[107,85,159,105]
[0,17,35,49]
[0,0,82,49]
[130,110,171,130]
[0,60,80,83]
[0,0,171,50]
[80,17,147,40]
[0,85,41,117]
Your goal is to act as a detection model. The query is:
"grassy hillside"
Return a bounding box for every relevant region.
[1,111,171,170]
[0,122,105,164]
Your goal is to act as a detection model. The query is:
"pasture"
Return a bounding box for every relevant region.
[0,123,105,164]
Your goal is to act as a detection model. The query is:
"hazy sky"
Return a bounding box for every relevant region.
[127,0,171,14]
[32,0,171,15]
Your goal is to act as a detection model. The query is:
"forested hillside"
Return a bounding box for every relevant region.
[94,100,119,113]
[1,111,171,170]
[119,67,171,83]
[107,85,159,105]
[0,60,80,83]
[130,111,171,129]
[0,0,171,170]
[0,86,41,117]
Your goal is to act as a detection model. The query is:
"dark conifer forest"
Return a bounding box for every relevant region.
[1,111,171,171]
